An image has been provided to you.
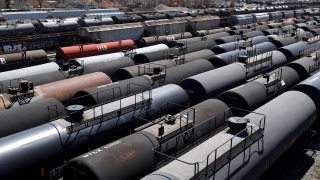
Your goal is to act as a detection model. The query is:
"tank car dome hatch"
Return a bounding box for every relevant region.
[66,105,85,123]
[227,117,249,133]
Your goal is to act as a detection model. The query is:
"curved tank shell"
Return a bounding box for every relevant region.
[0,23,35,36]
[74,52,125,66]
[208,50,245,67]
[138,32,193,47]
[0,50,49,72]
[219,66,301,111]
[72,59,214,106]
[133,48,179,64]
[34,72,112,102]
[285,56,316,80]
[196,27,231,36]
[270,37,298,48]
[0,98,65,138]
[115,59,176,80]
[79,17,114,27]
[277,41,310,62]
[0,62,60,82]
[212,36,269,54]
[0,84,189,179]
[292,71,320,111]
[180,63,247,104]
[144,91,317,180]
[71,56,135,80]
[56,40,135,61]
[64,99,230,180]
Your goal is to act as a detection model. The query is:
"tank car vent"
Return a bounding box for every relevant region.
[227,117,249,133]
[66,105,85,122]
[164,114,176,125]
[238,55,248,63]
[61,63,70,71]
[20,80,32,93]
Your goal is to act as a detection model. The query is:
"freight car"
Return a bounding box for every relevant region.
[0,72,112,110]
[63,55,318,180]
[0,49,49,72]
[56,39,135,61]
[141,70,320,180]
[0,84,189,179]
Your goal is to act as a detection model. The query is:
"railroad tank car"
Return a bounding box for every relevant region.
[215,31,265,44]
[115,59,176,80]
[132,48,180,64]
[79,23,145,42]
[219,66,301,111]
[64,99,230,180]
[0,49,49,72]
[0,98,65,138]
[277,41,312,62]
[0,72,112,109]
[140,13,168,20]
[255,25,270,31]
[179,63,248,104]
[0,71,67,94]
[33,72,112,103]
[78,17,114,27]
[209,42,278,67]
[137,32,193,47]
[56,40,135,61]
[266,22,283,29]
[180,51,288,104]
[116,49,214,80]
[142,90,317,180]
[270,36,299,48]
[195,27,231,36]
[0,22,35,36]
[0,84,188,179]
[211,36,270,54]
[133,47,214,64]
[292,71,320,111]
[0,62,60,82]
[38,20,79,33]
[71,59,214,107]
[111,15,144,24]
[70,56,135,80]
[73,52,125,66]
[286,55,319,80]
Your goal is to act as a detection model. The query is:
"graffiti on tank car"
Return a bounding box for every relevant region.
[97,45,108,52]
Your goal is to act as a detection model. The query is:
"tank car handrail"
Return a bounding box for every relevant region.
[134,102,197,136]
[151,115,218,164]
[65,85,153,133]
